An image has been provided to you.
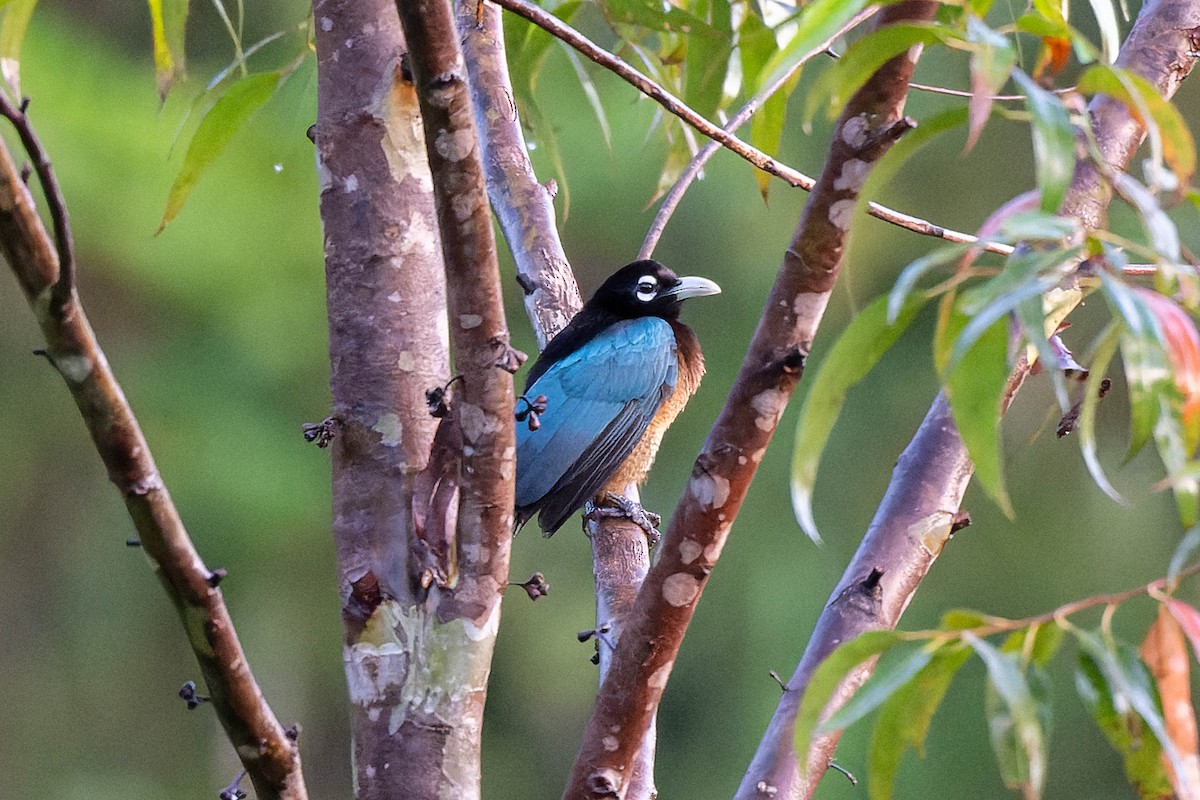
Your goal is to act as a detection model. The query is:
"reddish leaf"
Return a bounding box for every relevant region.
[1134,289,1200,452]
[1167,599,1200,666]
[1033,36,1071,83]
[1142,605,1200,800]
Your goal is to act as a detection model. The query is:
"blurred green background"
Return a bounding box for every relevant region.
[3,2,1200,799]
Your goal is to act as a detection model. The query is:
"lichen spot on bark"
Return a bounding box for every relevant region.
[833,159,870,193]
[602,735,619,752]
[434,128,476,163]
[648,662,673,690]
[343,173,359,193]
[841,114,870,148]
[828,198,856,231]
[662,572,701,608]
[55,353,94,383]
[750,389,787,432]
[460,313,483,329]
[678,538,703,565]
[689,472,730,510]
[372,412,404,447]
[319,16,333,31]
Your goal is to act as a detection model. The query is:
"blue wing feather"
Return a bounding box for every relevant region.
[515,317,677,533]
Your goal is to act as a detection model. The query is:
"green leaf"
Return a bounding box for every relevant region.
[1012,69,1076,214]
[561,46,612,150]
[147,0,188,102]
[958,246,1081,319]
[749,72,799,200]
[999,623,1065,668]
[757,0,879,96]
[868,644,972,800]
[599,0,717,36]
[1111,172,1183,262]
[804,22,958,123]
[795,630,904,774]
[1075,631,1177,799]
[938,302,1014,517]
[888,243,973,324]
[1100,272,1173,459]
[1077,322,1125,503]
[819,642,938,734]
[158,71,283,233]
[685,0,734,122]
[1077,65,1196,191]
[969,634,1050,800]
[515,95,572,219]
[791,294,929,542]
[965,16,1016,151]
[940,608,990,630]
[1083,0,1121,62]
[1168,526,1200,584]
[993,210,1080,242]
[0,0,37,97]
[737,9,775,99]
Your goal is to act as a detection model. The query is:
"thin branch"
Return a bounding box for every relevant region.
[562,4,943,798]
[738,1,1200,797]
[494,0,1011,255]
[0,108,305,800]
[0,93,76,315]
[639,7,877,259]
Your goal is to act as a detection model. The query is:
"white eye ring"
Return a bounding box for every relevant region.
[635,275,658,302]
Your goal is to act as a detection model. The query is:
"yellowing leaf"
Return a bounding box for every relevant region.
[158,71,282,233]
[148,0,189,102]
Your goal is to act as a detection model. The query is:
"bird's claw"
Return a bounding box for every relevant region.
[588,493,661,545]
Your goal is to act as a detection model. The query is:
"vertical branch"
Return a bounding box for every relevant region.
[562,4,940,798]
[738,1,1200,798]
[0,109,305,800]
[458,6,659,795]
[312,1,453,797]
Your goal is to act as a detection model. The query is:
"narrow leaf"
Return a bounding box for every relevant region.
[795,630,904,775]
[1166,599,1200,666]
[940,304,1014,517]
[158,71,282,232]
[791,294,928,542]
[888,243,973,323]
[757,0,878,96]
[1077,323,1124,503]
[804,22,957,123]
[1076,630,1179,799]
[970,634,1050,799]
[1077,64,1196,193]
[1013,69,1076,214]
[965,16,1016,151]
[868,645,972,800]
[561,46,612,150]
[819,642,937,734]
[148,0,188,102]
[0,0,37,97]
[1084,0,1121,62]
[1141,606,1200,800]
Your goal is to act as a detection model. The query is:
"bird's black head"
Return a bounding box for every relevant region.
[586,260,721,319]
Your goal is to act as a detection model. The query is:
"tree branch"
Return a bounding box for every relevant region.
[639,6,877,259]
[738,1,1200,797]
[561,4,942,798]
[458,5,659,795]
[311,1,462,796]
[493,0,1010,255]
[0,102,305,800]
[458,0,581,350]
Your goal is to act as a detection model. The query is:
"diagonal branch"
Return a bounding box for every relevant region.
[493,0,1010,255]
[561,4,942,798]
[737,1,1200,797]
[0,104,305,800]
[639,6,876,259]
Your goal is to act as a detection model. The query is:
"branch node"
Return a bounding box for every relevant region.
[768,670,789,692]
[218,769,248,800]
[301,416,341,447]
[426,376,464,417]
[511,571,550,600]
[828,761,858,785]
[126,537,142,547]
[179,680,211,710]
[862,567,884,591]
[305,124,317,144]
[206,567,228,588]
[949,511,971,535]
[18,162,30,183]
[780,348,806,375]
[285,723,301,741]
[585,767,622,797]
[492,335,527,373]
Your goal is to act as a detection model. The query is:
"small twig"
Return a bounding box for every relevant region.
[493,0,1010,254]
[639,7,877,259]
[219,769,249,800]
[0,94,76,315]
[179,680,211,710]
[827,762,858,785]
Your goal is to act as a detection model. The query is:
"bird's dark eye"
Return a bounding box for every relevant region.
[635,275,658,302]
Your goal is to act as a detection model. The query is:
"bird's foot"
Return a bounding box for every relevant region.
[587,493,661,545]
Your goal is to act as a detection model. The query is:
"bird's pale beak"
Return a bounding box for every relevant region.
[666,276,721,301]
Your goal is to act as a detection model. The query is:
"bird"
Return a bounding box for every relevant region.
[514,259,720,536]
